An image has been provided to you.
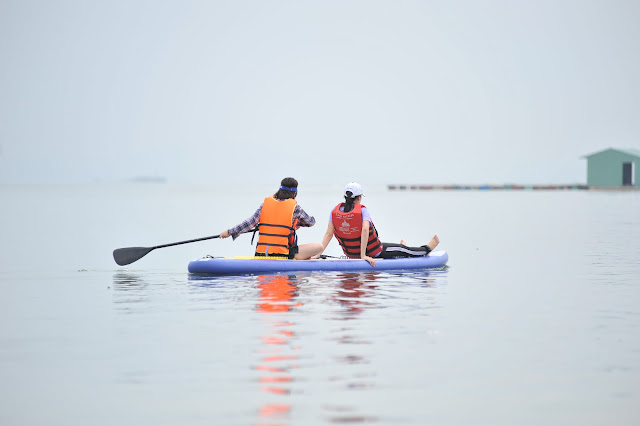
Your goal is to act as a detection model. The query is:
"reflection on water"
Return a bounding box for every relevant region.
[256,275,302,314]
[254,275,301,426]
[188,270,445,425]
[388,269,444,288]
[332,272,379,318]
[115,269,446,425]
[111,271,150,312]
[251,272,396,425]
[323,272,379,424]
[112,271,148,288]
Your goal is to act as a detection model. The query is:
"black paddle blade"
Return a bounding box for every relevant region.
[113,247,154,266]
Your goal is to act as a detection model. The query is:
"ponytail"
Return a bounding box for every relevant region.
[343,191,356,212]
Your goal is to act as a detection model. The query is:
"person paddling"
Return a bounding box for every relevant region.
[220,177,324,260]
[319,182,439,267]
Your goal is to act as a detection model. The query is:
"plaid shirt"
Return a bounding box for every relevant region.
[227,202,316,240]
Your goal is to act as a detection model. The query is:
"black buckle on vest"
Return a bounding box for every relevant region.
[250,226,259,245]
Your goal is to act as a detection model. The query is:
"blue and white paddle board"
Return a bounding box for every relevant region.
[188,250,448,275]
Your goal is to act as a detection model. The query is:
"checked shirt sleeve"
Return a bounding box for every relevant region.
[228,204,262,240]
[294,205,316,228]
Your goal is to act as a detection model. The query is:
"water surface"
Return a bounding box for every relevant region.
[0,184,638,425]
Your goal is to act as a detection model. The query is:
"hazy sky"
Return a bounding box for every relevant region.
[1,0,639,185]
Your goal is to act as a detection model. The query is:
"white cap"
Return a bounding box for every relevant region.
[344,182,365,197]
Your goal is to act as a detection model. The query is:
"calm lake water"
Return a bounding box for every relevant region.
[1,183,639,425]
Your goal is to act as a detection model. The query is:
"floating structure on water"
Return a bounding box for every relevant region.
[391,147,640,191]
[388,184,640,191]
[388,184,589,191]
[583,148,640,187]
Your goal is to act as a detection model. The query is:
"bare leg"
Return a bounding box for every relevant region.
[295,242,324,260]
[427,235,439,250]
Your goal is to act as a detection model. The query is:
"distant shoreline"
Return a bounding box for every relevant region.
[388,184,640,191]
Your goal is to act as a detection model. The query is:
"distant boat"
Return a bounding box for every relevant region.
[129,176,167,183]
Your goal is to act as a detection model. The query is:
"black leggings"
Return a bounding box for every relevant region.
[376,242,432,259]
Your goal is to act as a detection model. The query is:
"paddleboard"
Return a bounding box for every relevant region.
[188,250,448,275]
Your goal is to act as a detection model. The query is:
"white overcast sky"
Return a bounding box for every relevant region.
[1,0,639,185]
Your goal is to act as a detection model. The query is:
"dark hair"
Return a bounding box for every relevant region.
[274,177,298,200]
[343,191,356,212]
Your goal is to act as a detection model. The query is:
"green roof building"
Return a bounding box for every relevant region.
[583,148,640,187]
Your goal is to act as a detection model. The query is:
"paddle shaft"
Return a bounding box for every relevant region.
[152,234,220,250]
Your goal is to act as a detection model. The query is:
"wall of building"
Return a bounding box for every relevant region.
[587,149,639,187]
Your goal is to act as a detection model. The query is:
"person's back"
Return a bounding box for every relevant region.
[219,177,324,260]
[319,182,439,267]
[255,196,298,257]
[330,201,382,259]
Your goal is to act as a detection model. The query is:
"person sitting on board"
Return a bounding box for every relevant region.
[220,177,324,260]
[318,182,439,267]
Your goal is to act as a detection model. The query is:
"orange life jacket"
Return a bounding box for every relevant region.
[256,197,298,256]
[331,203,383,258]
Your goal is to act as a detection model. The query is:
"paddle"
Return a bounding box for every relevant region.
[113,235,220,266]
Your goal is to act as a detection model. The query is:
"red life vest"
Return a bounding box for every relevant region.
[331,203,383,258]
[256,197,298,257]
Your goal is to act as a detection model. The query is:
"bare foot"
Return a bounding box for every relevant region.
[400,239,407,245]
[427,235,439,250]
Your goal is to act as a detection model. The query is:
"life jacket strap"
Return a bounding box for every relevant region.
[250,226,259,245]
[258,223,295,231]
[253,222,298,252]
[256,242,290,249]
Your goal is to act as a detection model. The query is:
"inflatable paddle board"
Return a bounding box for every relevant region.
[188,250,448,275]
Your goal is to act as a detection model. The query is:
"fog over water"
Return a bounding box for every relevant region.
[1,1,640,186]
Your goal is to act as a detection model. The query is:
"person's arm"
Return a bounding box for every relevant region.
[320,222,335,252]
[361,220,376,267]
[294,205,316,228]
[308,222,335,260]
[220,205,262,240]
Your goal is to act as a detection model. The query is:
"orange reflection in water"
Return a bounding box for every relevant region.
[256,274,301,313]
[254,275,300,426]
